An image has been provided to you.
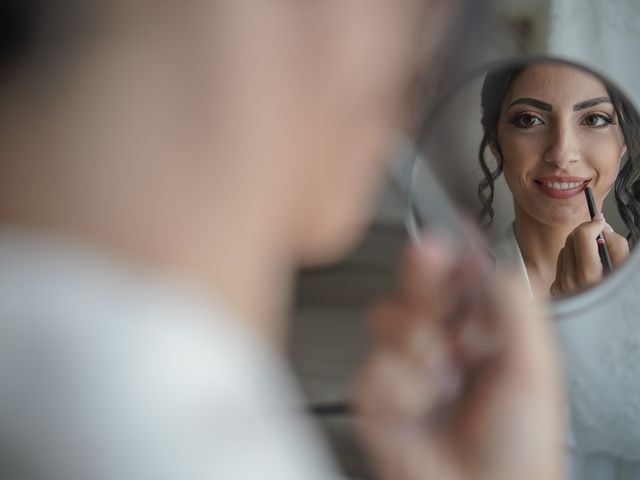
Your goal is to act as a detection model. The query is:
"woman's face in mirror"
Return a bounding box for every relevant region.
[495,63,626,227]
[410,59,640,300]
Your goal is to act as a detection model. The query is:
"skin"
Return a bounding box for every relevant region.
[0,1,434,340]
[0,2,563,479]
[494,63,629,298]
[356,234,565,480]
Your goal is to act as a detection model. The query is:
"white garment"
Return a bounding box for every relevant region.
[491,223,533,297]
[492,224,640,480]
[0,228,339,480]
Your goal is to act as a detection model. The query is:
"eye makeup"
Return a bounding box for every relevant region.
[580,112,616,127]
[507,111,617,129]
[509,112,544,128]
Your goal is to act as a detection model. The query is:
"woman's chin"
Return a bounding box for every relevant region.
[533,207,587,229]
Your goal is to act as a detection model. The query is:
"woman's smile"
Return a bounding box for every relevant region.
[533,175,591,199]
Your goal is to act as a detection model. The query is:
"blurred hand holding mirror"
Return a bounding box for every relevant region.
[409,58,640,302]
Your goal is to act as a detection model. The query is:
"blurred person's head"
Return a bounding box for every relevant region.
[0,1,453,331]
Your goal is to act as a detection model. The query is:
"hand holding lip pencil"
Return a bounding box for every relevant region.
[550,186,630,297]
[584,186,613,273]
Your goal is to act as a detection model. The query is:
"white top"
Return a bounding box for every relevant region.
[491,223,533,297]
[493,224,640,480]
[0,228,339,480]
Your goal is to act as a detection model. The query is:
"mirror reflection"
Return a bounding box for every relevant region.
[406,57,640,480]
[414,59,640,300]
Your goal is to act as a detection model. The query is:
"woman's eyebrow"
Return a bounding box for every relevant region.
[507,97,552,111]
[573,96,611,111]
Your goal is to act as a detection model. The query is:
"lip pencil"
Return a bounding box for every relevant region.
[584,186,613,273]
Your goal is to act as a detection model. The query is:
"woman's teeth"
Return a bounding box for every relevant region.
[544,181,584,190]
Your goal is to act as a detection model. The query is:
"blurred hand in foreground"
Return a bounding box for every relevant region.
[356,234,566,480]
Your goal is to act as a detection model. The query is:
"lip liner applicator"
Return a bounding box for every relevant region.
[584,186,613,273]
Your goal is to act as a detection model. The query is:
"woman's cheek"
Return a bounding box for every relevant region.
[584,136,623,198]
[503,136,544,175]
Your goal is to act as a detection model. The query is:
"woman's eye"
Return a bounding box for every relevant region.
[511,113,543,128]
[582,113,614,127]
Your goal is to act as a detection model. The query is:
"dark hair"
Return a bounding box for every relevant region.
[0,1,97,85]
[477,62,640,244]
[0,1,41,70]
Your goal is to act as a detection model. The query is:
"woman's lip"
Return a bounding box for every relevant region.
[534,179,590,199]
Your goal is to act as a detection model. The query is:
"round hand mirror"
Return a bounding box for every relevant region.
[404,56,640,474]
[407,56,640,313]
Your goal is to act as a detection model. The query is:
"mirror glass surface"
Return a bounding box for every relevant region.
[409,58,640,303]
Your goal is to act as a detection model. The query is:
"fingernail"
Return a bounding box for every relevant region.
[605,223,614,232]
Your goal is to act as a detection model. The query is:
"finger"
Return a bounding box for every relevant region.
[400,232,457,312]
[554,234,582,294]
[573,213,607,238]
[550,247,566,297]
[355,349,436,420]
[368,297,452,374]
[495,274,565,439]
[570,217,606,285]
[354,328,456,471]
[563,236,580,291]
[371,233,459,353]
[465,274,566,479]
[354,352,435,480]
[603,229,630,267]
[494,276,557,386]
[369,299,409,348]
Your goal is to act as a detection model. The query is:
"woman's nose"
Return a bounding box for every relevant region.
[543,123,581,168]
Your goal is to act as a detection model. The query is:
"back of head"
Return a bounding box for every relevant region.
[0,1,442,271]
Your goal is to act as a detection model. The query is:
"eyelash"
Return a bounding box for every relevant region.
[581,113,617,127]
[509,112,543,128]
[509,112,617,129]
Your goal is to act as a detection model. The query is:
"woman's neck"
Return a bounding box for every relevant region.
[512,203,579,299]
